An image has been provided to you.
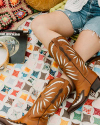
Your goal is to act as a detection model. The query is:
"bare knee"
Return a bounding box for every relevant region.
[30,14,48,35]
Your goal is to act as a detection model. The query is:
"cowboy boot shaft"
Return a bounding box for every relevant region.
[49,36,98,86]
[29,78,72,119]
[0,78,72,125]
[48,36,100,114]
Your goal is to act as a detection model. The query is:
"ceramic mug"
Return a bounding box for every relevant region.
[0,42,9,70]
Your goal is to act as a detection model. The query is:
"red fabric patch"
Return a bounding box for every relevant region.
[11,90,19,96]
[93,107,100,116]
[0,93,6,101]
[84,99,94,106]
[38,54,44,61]
[55,108,62,116]
[25,51,31,57]
[83,107,92,115]
[12,70,20,77]
[25,21,30,27]
[65,101,72,108]
[56,71,62,78]
[0,0,4,6]
[46,74,54,80]
[15,81,23,88]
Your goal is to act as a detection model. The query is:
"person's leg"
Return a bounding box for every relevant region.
[73,30,100,62]
[31,11,74,49]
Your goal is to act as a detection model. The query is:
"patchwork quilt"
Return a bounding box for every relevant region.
[0,12,100,125]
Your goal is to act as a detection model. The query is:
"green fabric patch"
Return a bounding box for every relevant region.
[73,112,81,121]
[94,116,100,125]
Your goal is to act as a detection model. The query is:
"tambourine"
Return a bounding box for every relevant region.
[0,42,9,70]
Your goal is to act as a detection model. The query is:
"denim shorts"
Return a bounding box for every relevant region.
[59,0,100,37]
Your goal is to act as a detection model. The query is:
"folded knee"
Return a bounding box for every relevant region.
[31,14,47,34]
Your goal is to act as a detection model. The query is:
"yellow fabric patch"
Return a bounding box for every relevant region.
[60,118,69,125]
[51,61,58,68]
[24,67,30,72]
[28,45,33,51]
[0,74,6,81]
[20,92,28,101]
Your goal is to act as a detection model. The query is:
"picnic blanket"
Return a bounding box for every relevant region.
[0,12,100,125]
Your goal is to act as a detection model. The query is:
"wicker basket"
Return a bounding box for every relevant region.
[25,0,64,12]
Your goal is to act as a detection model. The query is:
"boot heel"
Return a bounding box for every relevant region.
[91,76,100,92]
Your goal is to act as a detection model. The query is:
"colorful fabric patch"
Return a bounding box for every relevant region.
[73,112,81,121]
[93,116,100,125]
[62,109,70,119]
[0,12,13,30]
[82,113,91,122]
[22,83,32,91]
[0,0,5,8]
[34,46,40,51]
[25,51,31,57]
[46,74,54,80]
[15,64,23,69]
[20,92,28,101]
[32,88,38,97]
[0,105,10,113]
[20,72,28,79]
[25,21,30,27]
[28,45,33,51]
[1,85,11,94]
[27,96,35,103]
[15,81,23,88]
[27,37,32,42]
[84,99,94,106]
[60,118,69,125]
[42,64,50,71]
[24,67,30,73]
[35,63,42,69]
[12,70,20,77]
[76,106,83,112]
[93,107,100,116]
[37,41,42,47]
[50,69,56,76]
[65,101,72,108]
[9,0,21,7]
[55,108,62,116]
[56,71,62,78]
[0,74,6,81]
[83,107,92,115]
[13,8,28,21]
[27,77,35,84]
[40,50,47,56]
[11,90,19,96]
[0,93,6,101]
[25,104,31,111]
[6,97,14,105]
[14,101,24,108]
[45,59,52,65]
[51,61,59,68]
[39,72,47,80]
[31,71,39,78]
[38,54,44,61]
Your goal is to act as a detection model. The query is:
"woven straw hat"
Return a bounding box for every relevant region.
[25,0,64,11]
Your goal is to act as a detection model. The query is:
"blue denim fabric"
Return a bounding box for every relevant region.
[59,0,100,36]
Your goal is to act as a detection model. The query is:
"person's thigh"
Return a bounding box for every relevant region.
[31,10,83,37]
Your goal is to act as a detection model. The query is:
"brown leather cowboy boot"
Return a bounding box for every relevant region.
[0,77,73,125]
[48,36,100,114]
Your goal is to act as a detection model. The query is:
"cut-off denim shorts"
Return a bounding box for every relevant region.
[59,0,100,37]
